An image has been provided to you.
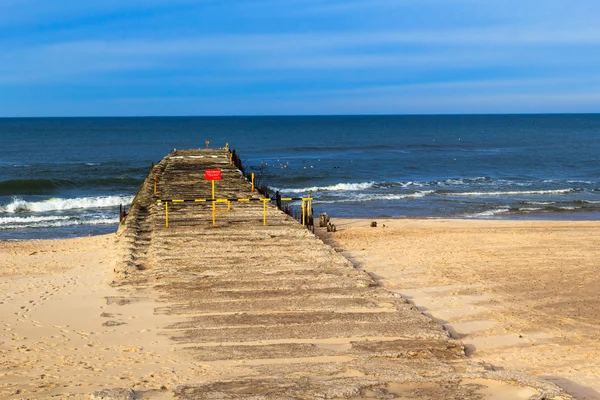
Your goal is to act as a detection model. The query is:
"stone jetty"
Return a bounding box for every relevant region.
[115,148,569,399]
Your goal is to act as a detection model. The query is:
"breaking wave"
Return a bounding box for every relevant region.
[0,215,118,230]
[446,189,577,197]
[274,182,377,193]
[464,208,511,218]
[317,191,435,203]
[0,195,133,214]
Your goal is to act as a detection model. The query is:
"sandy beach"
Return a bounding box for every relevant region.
[0,235,199,399]
[0,217,590,399]
[317,218,600,400]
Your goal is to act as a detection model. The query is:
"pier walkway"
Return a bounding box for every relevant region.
[116,148,567,399]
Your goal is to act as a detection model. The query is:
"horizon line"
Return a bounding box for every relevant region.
[1,112,600,119]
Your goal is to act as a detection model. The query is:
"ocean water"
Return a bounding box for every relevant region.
[1,115,599,240]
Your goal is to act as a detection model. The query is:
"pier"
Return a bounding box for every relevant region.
[115,148,567,398]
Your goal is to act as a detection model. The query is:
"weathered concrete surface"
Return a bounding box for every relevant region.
[116,148,570,399]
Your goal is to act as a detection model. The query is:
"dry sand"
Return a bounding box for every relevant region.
[0,235,197,399]
[317,218,600,400]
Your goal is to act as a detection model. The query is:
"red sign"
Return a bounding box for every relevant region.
[205,169,222,181]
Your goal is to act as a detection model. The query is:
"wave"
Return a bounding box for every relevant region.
[0,195,133,214]
[465,208,510,218]
[446,189,577,197]
[274,177,497,193]
[0,215,71,224]
[0,176,142,195]
[317,191,435,203]
[544,179,594,184]
[0,215,118,230]
[0,179,70,195]
[274,182,377,193]
[274,177,591,195]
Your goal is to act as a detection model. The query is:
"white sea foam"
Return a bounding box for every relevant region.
[465,208,510,218]
[0,195,133,214]
[447,189,574,197]
[0,215,71,224]
[440,177,490,185]
[317,191,434,203]
[518,207,543,212]
[277,182,376,193]
[0,216,118,230]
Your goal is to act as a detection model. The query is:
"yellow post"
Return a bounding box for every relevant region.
[251,173,255,192]
[211,180,216,227]
[301,199,306,226]
[153,175,157,196]
[229,152,233,166]
[262,198,268,226]
[165,202,169,229]
[212,201,216,227]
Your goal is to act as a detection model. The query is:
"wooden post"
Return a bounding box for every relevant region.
[307,193,312,228]
[251,173,255,192]
[153,175,157,196]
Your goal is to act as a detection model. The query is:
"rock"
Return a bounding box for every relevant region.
[370,221,377,227]
[102,320,126,327]
[90,388,135,400]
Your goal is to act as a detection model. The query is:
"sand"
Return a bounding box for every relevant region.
[1,217,590,399]
[0,235,198,399]
[317,218,600,400]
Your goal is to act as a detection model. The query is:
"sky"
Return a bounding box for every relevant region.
[1,0,600,117]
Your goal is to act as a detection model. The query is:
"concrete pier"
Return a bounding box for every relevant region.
[116,148,568,399]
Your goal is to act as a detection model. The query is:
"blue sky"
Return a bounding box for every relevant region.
[1,0,600,116]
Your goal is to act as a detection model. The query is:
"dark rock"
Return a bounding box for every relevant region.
[90,388,135,400]
[102,320,127,327]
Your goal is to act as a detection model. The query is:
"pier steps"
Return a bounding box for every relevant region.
[116,148,569,399]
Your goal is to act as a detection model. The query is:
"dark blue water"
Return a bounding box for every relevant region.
[1,115,599,239]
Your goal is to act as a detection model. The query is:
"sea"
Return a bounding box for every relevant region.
[1,115,599,240]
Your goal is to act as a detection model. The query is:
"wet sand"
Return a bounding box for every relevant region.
[317,218,600,400]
